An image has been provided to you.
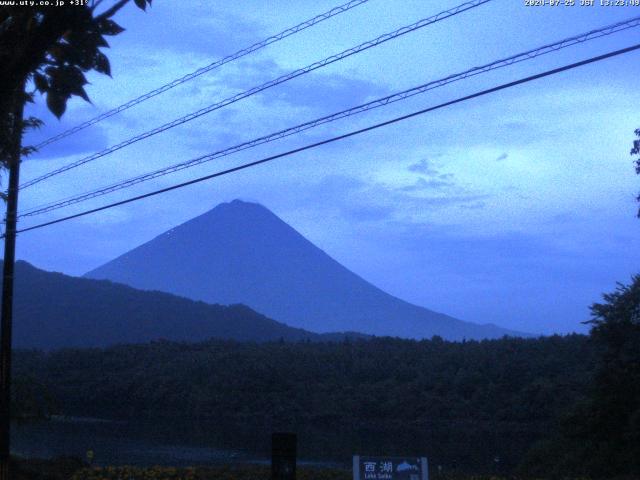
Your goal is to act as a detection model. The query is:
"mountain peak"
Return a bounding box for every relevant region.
[86,201,525,340]
[213,198,268,212]
[218,198,260,209]
[199,199,282,226]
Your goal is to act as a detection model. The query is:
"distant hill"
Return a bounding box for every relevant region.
[4,261,355,349]
[86,199,526,340]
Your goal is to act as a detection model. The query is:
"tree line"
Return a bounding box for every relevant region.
[11,275,640,478]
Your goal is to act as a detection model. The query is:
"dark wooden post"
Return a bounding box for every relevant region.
[0,83,24,480]
[272,432,297,480]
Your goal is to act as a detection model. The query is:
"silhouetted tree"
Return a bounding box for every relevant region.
[543,277,640,478]
[1,0,152,165]
[0,3,152,477]
[581,275,640,477]
[632,128,640,217]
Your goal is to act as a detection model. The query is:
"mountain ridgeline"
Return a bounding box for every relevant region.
[85,200,524,340]
[4,261,357,349]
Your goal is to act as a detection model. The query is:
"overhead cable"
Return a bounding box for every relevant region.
[33,0,372,149]
[19,15,640,218]
[21,0,492,189]
[13,43,640,236]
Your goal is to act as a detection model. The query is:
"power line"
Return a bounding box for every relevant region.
[20,0,492,190]
[12,43,640,237]
[18,15,640,218]
[33,0,371,150]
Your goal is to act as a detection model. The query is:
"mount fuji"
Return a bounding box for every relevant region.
[85,200,525,340]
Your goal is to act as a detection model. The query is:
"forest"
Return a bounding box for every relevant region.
[11,276,640,478]
[10,335,593,475]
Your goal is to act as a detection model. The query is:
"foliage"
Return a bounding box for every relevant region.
[14,334,596,475]
[68,465,527,480]
[632,129,640,217]
[13,456,84,480]
[0,0,151,167]
[71,465,198,480]
[16,455,603,480]
[11,375,58,419]
[525,277,640,478]
[580,276,640,477]
[19,461,540,480]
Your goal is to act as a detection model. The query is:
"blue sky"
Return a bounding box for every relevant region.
[14,0,640,335]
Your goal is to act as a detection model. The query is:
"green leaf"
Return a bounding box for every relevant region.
[23,91,35,104]
[98,19,125,36]
[94,33,110,48]
[94,51,111,76]
[72,85,91,103]
[44,66,59,78]
[23,117,44,130]
[48,44,65,61]
[33,73,48,92]
[46,92,67,118]
[21,146,38,157]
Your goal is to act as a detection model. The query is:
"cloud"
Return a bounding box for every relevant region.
[21,100,111,160]
[343,204,395,222]
[256,71,391,116]
[115,3,266,59]
[306,174,366,200]
[23,125,110,161]
[293,168,490,229]
[202,56,390,120]
[407,158,439,175]
[400,176,455,192]
[404,193,489,209]
[401,156,463,194]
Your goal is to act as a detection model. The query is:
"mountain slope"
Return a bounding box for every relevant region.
[86,200,524,340]
[5,260,345,349]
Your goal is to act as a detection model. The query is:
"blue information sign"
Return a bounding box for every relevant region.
[353,456,428,480]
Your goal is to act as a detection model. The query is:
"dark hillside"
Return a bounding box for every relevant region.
[4,260,352,349]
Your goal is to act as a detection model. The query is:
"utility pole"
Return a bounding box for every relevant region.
[0,84,24,480]
[0,6,149,478]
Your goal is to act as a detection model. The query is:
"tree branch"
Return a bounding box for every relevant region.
[96,0,130,20]
[91,0,106,11]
